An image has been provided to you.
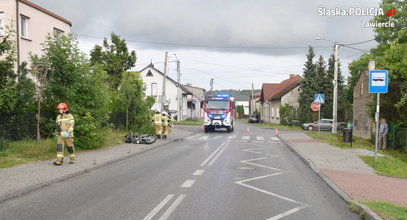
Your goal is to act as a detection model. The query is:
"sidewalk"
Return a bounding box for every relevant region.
[279,131,407,217]
[0,127,193,203]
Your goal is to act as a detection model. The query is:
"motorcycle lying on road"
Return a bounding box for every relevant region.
[125,134,157,144]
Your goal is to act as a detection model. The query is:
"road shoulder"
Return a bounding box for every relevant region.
[278,131,384,220]
[0,127,194,203]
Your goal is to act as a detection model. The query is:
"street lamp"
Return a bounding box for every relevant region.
[316,37,340,134]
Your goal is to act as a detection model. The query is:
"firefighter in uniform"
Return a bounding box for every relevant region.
[161,112,170,139]
[152,111,163,138]
[54,103,75,166]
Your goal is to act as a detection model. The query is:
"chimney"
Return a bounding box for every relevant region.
[289,74,296,78]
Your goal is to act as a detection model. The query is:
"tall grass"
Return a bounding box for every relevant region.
[0,129,126,169]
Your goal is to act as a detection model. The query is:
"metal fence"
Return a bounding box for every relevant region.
[0,112,127,141]
[388,123,407,151]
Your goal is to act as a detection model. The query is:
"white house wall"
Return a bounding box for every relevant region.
[281,85,300,108]
[140,67,188,117]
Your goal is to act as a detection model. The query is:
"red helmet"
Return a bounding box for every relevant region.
[56,103,68,112]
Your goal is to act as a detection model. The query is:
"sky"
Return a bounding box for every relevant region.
[31,0,383,91]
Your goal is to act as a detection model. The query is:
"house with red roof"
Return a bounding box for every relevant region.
[259,74,302,124]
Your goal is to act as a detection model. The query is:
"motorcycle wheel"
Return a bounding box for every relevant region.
[145,135,157,144]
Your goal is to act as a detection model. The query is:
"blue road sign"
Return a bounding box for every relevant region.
[369,70,388,93]
[314,94,325,104]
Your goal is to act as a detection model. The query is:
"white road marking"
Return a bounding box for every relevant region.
[251,140,264,143]
[193,169,205,176]
[212,135,222,140]
[208,142,230,166]
[241,157,281,171]
[256,136,264,141]
[200,142,226,166]
[227,131,240,139]
[184,134,202,140]
[271,137,280,141]
[181,180,196,188]
[242,136,250,140]
[143,194,174,220]
[235,143,308,219]
[158,194,186,220]
[199,135,209,141]
[267,205,309,220]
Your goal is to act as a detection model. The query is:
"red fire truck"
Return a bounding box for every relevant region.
[202,93,235,133]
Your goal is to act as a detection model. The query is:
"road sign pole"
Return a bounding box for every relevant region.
[375,93,380,161]
[313,111,316,131]
[318,107,321,136]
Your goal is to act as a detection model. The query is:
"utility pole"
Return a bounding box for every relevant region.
[251,83,254,114]
[210,78,214,95]
[176,58,181,121]
[332,42,339,134]
[162,52,168,112]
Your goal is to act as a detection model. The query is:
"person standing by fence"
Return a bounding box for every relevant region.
[379,118,388,150]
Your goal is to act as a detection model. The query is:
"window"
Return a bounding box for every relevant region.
[0,12,4,36]
[53,28,64,36]
[151,83,157,96]
[20,15,29,38]
[187,101,195,110]
[146,70,153,77]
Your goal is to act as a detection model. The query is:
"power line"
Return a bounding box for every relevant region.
[342,39,375,46]
[76,34,331,50]
[341,45,369,53]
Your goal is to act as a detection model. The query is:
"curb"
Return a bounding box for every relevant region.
[278,134,383,220]
[0,131,190,204]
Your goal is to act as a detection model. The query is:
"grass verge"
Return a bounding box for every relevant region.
[306,132,407,179]
[307,132,373,150]
[172,119,203,126]
[365,201,407,220]
[0,129,126,169]
[360,154,407,179]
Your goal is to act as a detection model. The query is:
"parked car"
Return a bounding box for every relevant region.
[248,114,261,123]
[302,119,345,131]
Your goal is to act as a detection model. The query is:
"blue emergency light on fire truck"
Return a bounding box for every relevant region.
[202,93,235,133]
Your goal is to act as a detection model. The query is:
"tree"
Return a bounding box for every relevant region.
[30,54,51,142]
[33,34,111,149]
[0,28,35,140]
[298,46,317,123]
[347,0,407,126]
[90,33,137,90]
[280,104,296,125]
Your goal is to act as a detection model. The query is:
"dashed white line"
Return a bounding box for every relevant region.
[208,142,229,166]
[193,170,205,176]
[143,194,174,220]
[200,142,226,166]
[256,136,264,141]
[181,180,196,188]
[158,194,186,220]
[271,137,280,141]
[242,136,250,140]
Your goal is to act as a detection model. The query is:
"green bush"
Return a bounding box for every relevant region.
[280,104,296,126]
[0,137,8,152]
[30,34,111,149]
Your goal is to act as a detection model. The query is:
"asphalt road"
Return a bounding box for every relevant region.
[0,122,358,220]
